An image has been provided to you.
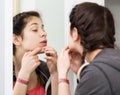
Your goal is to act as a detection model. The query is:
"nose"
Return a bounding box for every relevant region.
[40,31,47,37]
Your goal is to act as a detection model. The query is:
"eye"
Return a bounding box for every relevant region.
[32,29,38,32]
[42,25,45,32]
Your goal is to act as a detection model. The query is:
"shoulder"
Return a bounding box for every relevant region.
[36,60,50,83]
[75,65,111,95]
[40,61,49,70]
[36,60,51,95]
[36,60,50,80]
[80,65,106,83]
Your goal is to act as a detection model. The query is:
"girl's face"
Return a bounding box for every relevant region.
[21,16,47,51]
[68,27,83,54]
[68,31,74,49]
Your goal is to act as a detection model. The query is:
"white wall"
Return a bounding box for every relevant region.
[0,0,12,95]
[0,1,5,94]
[35,0,65,53]
[105,0,120,47]
[19,0,35,12]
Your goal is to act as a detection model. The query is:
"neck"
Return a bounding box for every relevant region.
[13,48,25,77]
[86,48,103,63]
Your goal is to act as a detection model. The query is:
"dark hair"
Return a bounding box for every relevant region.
[13,11,41,55]
[69,2,115,64]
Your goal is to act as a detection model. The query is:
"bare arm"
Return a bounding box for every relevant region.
[13,82,27,95]
[50,72,58,95]
[13,47,42,95]
[57,46,71,95]
[44,46,58,95]
[58,82,71,95]
[13,71,30,95]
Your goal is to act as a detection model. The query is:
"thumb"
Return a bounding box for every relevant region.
[30,47,44,55]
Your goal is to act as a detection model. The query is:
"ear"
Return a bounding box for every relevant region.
[71,27,80,42]
[13,34,21,46]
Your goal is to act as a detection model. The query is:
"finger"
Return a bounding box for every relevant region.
[62,46,70,55]
[45,50,55,56]
[33,61,41,68]
[64,49,70,57]
[31,55,39,60]
[30,47,43,55]
[44,46,54,51]
[44,46,56,54]
[61,46,69,53]
[35,58,40,63]
[44,56,52,60]
[64,46,69,50]
[23,51,32,57]
[44,48,57,56]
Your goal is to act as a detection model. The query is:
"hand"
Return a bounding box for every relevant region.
[57,46,70,79]
[44,46,58,74]
[19,47,43,80]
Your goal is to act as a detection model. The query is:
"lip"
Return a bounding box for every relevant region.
[40,40,47,46]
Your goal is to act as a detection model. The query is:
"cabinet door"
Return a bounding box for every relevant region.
[0,0,12,95]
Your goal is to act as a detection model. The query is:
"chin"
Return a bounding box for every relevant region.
[40,43,47,47]
[37,44,46,48]
[41,45,47,47]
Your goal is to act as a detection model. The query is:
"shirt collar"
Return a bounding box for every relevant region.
[77,60,89,81]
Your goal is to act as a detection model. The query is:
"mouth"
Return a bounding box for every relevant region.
[40,40,47,46]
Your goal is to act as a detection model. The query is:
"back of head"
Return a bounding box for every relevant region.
[69,2,115,52]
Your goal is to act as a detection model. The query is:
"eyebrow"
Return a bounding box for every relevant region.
[30,23,38,26]
[30,23,44,27]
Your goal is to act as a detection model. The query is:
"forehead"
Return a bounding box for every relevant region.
[25,16,43,26]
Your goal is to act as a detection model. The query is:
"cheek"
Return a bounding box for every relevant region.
[68,35,73,48]
[23,41,36,51]
[22,32,39,50]
[68,39,72,47]
[22,37,38,51]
